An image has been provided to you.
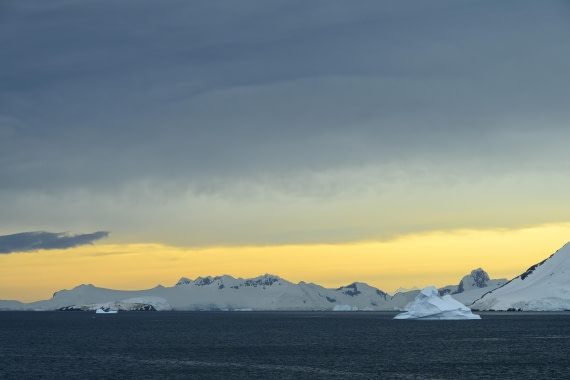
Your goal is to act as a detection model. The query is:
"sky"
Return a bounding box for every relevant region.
[1,0,570,302]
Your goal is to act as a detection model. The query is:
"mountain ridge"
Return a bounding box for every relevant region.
[0,270,504,312]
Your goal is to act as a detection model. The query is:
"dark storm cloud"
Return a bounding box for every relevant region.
[1,0,570,245]
[1,0,569,195]
[0,231,109,254]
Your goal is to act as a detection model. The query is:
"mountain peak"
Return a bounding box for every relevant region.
[175,277,192,286]
[242,274,283,287]
[337,283,362,296]
[194,276,215,286]
[457,268,490,293]
[174,274,285,288]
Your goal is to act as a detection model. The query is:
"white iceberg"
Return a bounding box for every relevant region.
[394,286,481,320]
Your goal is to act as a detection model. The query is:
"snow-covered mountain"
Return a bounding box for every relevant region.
[165,274,394,311]
[0,269,506,312]
[471,242,570,311]
[387,286,420,296]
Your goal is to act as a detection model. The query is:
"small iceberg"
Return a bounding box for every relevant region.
[394,286,481,320]
[95,308,118,314]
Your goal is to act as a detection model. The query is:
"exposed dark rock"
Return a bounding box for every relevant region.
[244,275,280,287]
[521,256,551,280]
[58,306,84,311]
[195,277,213,286]
[130,304,156,311]
[338,283,361,297]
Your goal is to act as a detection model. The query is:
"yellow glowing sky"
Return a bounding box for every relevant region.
[2,223,568,302]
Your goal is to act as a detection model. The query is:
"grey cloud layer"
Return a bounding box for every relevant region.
[1,1,569,244]
[0,231,109,254]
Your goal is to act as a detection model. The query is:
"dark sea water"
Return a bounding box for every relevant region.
[1,311,569,379]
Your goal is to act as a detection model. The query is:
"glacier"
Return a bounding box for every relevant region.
[394,286,481,320]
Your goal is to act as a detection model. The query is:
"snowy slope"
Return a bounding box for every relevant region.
[471,242,570,311]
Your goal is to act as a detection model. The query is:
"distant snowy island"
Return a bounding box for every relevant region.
[1,242,569,312]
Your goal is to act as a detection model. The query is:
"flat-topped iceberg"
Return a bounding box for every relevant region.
[394,286,481,320]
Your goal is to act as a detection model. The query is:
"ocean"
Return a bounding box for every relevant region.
[1,311,569,379]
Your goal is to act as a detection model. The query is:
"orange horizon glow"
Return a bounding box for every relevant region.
[1,223,569,302]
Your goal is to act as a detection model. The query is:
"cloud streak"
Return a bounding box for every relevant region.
[0,231,109,254]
